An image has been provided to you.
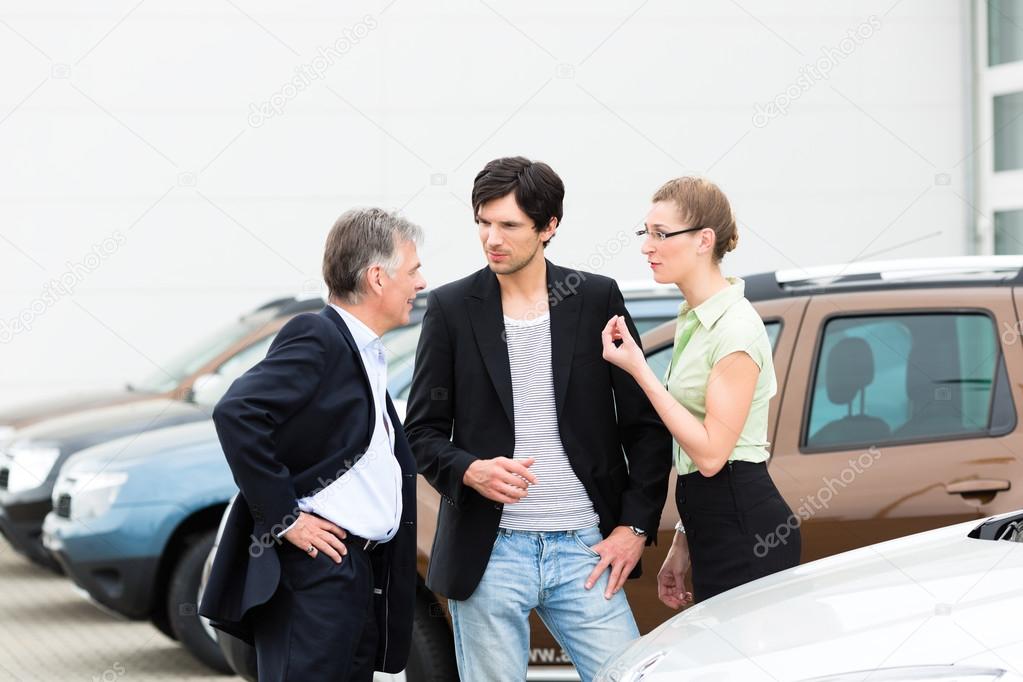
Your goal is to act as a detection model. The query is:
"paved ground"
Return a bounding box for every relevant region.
[0,543,234,682]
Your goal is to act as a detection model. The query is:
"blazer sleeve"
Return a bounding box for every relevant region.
[404,291,478,508]
[607,281,673,538]
[212,313,330,535]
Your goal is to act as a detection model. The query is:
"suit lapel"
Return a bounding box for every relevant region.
[385,395,416,476]
[463,263,583,426]
[465,268,515,425]
[547,262,582,419]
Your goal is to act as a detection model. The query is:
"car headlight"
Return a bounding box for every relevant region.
[0,444,61,493]
[52,471,128,521]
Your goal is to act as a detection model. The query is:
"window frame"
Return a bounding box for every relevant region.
[977,0,1023,253]
[798,306,1014,454]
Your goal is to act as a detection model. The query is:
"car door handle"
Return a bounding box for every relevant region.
[945,479,1011,495]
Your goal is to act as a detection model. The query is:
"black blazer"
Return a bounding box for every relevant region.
[198,307,417,674]
[405,261,671,600]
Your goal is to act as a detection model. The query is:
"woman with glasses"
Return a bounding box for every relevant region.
[600,176,800,607]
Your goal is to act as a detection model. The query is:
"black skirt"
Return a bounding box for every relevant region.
[676,460,801,602]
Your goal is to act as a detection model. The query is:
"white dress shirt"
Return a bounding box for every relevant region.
[292,304,403,542]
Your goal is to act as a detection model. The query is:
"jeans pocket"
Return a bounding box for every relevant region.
[572,529,601,559]
[491,530,506,553]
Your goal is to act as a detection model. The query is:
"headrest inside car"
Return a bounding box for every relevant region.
[825,336,875,406]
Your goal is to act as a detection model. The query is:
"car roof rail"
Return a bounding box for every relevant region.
[772,256,1023,290]
[742,271,788,301]
[277,297,327,315]
[253,295,300,312]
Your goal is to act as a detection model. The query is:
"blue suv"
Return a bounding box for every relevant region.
[43,420,237,671]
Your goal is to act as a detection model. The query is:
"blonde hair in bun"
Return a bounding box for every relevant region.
[651,176,738,263]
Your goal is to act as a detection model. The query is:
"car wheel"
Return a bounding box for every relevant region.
[217,631,257,682]
[150,607,176,641]
[167,529,232,674]
[405,584,458,682]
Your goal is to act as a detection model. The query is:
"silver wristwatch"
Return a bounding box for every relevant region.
[628,525,647,537]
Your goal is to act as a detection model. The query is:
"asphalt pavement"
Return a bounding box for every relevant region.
[0,542,233,682]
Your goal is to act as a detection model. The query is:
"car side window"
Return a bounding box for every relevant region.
[804,313,1011,451]
[764,320,781,351]
[645,320,781,380]
[645,344,674,380]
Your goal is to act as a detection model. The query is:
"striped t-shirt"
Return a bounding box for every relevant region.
[499,312,600,531]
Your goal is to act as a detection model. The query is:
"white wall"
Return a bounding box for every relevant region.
[0,0,971,407]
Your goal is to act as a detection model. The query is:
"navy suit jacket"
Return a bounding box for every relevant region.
[198,306,416,674]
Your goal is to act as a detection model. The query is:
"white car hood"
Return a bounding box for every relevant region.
[612,515,1023,681]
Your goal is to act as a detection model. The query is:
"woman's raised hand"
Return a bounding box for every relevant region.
[601,315,646,376]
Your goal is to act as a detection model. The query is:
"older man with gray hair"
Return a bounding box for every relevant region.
[199,207,426,682]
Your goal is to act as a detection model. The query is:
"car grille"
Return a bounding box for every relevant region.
[0,468,8,490]
[55,494,71,519]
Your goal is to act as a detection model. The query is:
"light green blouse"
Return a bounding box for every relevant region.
[664,277,777,475]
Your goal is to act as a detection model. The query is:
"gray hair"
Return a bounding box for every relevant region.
[322,207,423,304]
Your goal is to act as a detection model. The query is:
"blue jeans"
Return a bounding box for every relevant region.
[447,527,640,682]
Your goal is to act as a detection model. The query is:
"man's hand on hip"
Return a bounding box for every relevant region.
[463,456,537,504]
[281,511,348,563]
[584,526,646,599]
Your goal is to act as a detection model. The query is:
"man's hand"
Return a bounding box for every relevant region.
[657,532,694,609]
[281,512,348,563]
[583,526,647,599]
[463,456,537,504]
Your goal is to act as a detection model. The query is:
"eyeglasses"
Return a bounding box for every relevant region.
[634,226,705,241]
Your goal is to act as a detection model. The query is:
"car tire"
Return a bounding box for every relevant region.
[216,630,256,682]
[167,530,233,674]
[405,584,459,682]
[150,607,176,641]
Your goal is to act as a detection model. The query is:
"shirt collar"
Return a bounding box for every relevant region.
[679,276,746,330]
[329,303,380,352]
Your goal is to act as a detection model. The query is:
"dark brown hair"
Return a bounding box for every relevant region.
[471,156,565,247]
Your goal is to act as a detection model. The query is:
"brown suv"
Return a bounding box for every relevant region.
[412,257,1023,676]
[215,258,1023,680]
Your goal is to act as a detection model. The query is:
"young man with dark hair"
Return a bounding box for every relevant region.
[405,157,671,681]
